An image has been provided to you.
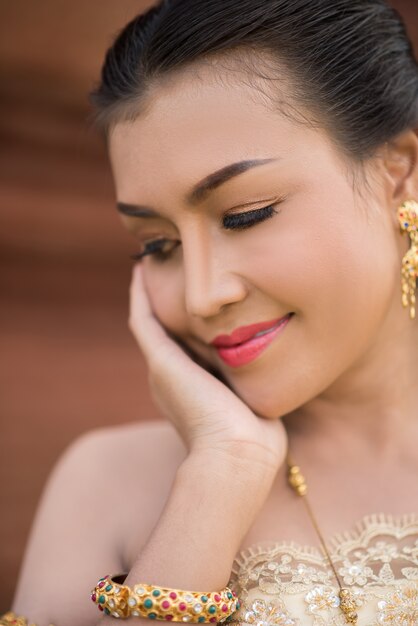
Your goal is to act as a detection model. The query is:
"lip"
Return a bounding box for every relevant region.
[211,314,293,368]
[211,315,292,347]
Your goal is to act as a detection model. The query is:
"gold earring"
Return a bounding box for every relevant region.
[397,200,418,320]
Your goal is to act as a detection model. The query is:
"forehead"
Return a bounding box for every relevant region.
[108,67,333,198]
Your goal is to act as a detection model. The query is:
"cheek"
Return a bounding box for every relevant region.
[253,195,393,328]
[219,201,397,419]
[230,197,354,313]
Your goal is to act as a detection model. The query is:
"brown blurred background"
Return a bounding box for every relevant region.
[0,0,417,612]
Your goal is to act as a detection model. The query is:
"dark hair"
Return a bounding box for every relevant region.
[89,0,418,160]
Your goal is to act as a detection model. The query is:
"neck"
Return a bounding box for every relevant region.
[282,307,418,469]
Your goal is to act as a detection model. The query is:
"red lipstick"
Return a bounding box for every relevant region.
[211,314,293,367]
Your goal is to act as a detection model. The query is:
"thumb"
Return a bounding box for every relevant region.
[128,263,205,374]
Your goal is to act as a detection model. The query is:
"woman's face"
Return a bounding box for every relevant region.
[108,67,401,418]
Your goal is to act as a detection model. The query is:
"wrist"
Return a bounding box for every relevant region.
[177,447,277,516]
[116,445,278,597]
[184,442,280,486]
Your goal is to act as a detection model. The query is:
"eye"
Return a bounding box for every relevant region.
[130,238,180,262]
[222,203,279,230]
[130,202,282,263]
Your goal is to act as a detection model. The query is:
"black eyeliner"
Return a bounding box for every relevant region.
[130,239,169,261]
[130,203,280,262]
[222,204,278,230]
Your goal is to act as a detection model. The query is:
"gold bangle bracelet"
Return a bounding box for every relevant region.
[0,612,55,626]
[91,574,241,621]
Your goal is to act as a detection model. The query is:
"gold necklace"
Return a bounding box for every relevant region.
[286,451,358,625]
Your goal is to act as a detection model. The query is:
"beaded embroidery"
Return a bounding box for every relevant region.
[226,513,418,626]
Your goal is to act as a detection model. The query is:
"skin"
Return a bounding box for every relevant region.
[109,62,418,447]
[9,56,418,626]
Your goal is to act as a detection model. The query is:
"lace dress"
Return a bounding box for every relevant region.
[226,513,418,626]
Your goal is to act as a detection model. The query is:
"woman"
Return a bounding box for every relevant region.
[3,0,418,624]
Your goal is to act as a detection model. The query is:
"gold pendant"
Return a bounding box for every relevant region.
[339,588,358,624]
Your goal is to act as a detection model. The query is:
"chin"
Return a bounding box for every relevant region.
[224,362,322,419]
[249,401,284,420]
[223,377,284,418]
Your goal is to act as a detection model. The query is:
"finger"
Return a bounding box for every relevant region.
[128,264,198,372]
[128,264,171,359]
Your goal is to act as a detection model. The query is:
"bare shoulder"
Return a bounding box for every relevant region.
[96,418,187,463]
[66,419,190,559]
[41,419,187,507]
[11,420,187,626]
[78,420,187,487]
[106,420,189,569]
[57,419,188,485]
[74,420,189,570]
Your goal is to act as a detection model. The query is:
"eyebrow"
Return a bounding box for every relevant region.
[116,157,278,218]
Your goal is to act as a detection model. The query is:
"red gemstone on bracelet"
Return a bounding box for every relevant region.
[214,595,221,602]
[210,618,217,622]
[98,605,103,611]
[232,591,237,597]
[165,615,173,620]
[91,593,97,602]
[222,605,228,612]
[170,592,177,599]
[179,603,187,611]
[162,601,171,609]
[98,581,105,588]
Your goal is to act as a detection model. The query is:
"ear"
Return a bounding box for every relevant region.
[381,128,418,204]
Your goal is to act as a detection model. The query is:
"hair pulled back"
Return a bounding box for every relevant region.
[90,0,418,160]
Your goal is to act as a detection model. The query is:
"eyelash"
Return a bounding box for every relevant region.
[130,203,279,262]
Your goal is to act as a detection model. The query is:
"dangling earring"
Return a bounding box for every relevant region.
[397,200,418,320]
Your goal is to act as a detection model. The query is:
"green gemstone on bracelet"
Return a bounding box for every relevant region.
[198,617,205,622]
[104,608,111,615]
[148,612,157,619]
[105,585,112,592]
[208,605,217,614]
[144,599,153,609]
[152,589,161,597]
[227,592,233,599]
[98,595,106,604]
[201,595,208,603]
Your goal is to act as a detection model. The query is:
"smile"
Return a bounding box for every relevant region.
[213,314,293,367]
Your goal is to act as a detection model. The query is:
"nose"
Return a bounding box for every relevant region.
[182,228,248,319]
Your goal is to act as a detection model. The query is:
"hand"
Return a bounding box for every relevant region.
[128,263,288,474]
